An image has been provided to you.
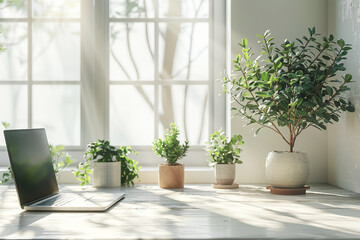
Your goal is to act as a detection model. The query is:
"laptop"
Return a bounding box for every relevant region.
[4,128,125,212]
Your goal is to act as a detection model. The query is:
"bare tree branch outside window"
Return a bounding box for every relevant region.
[110,0,209,145]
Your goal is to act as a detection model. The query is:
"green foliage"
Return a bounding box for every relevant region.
[74,140,141,186]
[120,146,141,186]
[84,140,122,163]
[223,27,355,152]
[0,122,11,184]
[0,42,5,53]
[0,166,12,184]
[0,0,25,53]
[153,123,189,165]
[1,122,10,129]
[73,161,92,186]
[1,145,74,184]
[206,130,244,166]
[124,0,145,17]
[0,0,25,8]
[49,145,74,174]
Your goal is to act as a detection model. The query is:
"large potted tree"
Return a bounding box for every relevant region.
[153,123,189,189]
[205,130,244,188]
[222,27,355,188]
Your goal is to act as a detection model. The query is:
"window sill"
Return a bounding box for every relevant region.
[0,166,215,185]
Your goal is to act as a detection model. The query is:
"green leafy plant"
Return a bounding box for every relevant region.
[0,122,12,184]
[1,122,9,129]
[222,27,355,152]
[153,123,189,165]
[0,44,4,52]
[0,166,12,184]
[206,130,244,166]
[74,140,141,186]
[49,145,74,174]
[0,144,74,184]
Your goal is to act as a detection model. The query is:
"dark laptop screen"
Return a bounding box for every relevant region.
[4,129,59,208]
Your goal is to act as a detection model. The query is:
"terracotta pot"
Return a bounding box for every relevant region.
[158,164,184,189]
[265,151,309,188]
[214,164,235,185]
[93,162,121,188]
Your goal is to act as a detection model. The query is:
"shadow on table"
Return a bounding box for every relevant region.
[1,185,360,239]
[91,186,360,239]
[0,211,51,238]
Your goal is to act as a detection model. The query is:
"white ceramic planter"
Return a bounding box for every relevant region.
[214,164,235,185]
[265,151,309,188]
[93,162,121,188]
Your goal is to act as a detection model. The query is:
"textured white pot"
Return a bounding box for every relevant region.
[93,162,121,188]
[265,151,309,188]
[214,164,235,185]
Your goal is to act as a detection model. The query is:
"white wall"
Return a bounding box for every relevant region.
[231,0,328,184]
[327,0,360,193]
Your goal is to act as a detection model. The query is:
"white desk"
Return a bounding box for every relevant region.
[1,184,360,239]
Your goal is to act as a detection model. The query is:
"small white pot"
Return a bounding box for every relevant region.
[265,151,309,188]
[93,162,121,188]
[214,164,235,185]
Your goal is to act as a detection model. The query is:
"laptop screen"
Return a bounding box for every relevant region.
[4,129,59,208]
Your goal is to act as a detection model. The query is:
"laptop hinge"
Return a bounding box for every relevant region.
[23,192,59,208]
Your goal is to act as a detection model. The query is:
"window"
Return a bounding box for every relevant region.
[0,0,226,167]
[0,0,81,146]
[108,0,210,146]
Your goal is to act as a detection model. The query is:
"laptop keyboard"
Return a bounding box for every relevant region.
[35,193,80,207]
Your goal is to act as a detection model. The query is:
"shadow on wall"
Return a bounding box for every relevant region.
[341,0,360,39]
[342,0,360,117]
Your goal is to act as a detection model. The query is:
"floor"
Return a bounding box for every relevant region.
[0,184,360,239]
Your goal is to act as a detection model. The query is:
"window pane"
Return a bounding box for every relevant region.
[32,0,80,18]
[110,0,154,18]
[110,23,154,81]
[0,23,28,81]
[110,85,154,145]
[0,85,27,145]
[159,85,208,145]
[32,23,80,81]
[33,85,80,145]
[159,0,208,18]
[0,0,28,18]
[159,23,208,81]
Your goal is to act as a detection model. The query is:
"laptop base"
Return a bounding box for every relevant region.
[24,192,125,212]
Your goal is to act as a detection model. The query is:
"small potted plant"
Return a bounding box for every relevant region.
[74,139,141,187]
[153,123,189,189]
[206,130,244,187]
[222,27,355,189]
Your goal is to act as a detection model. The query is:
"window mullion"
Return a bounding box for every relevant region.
[28,0,32,129]
[103,0,110,140]
[209,0,214,135]
[154,0,159,139]
[213,0,227,133]
[81,0,107,146]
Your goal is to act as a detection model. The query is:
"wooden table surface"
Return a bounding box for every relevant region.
[1,184,360,239]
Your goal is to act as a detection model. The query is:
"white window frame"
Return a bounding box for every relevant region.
[0,0,227,168]
[0,0,82,165]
